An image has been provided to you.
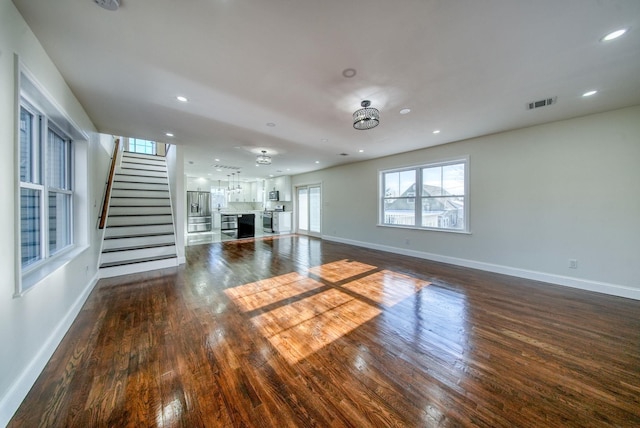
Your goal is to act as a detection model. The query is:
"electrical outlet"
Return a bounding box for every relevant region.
[568,259,578,269]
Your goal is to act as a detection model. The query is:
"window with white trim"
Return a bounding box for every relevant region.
[380,159,468,232]
[19,99,74,270]
[129,138,156,155]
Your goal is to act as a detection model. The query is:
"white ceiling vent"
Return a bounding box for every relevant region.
[211,164,241,170]
[94,0,119,11]
[526,96,557,110]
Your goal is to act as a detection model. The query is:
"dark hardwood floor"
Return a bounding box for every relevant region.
[9,235,640,427]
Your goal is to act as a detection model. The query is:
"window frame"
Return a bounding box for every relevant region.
[378,157,469,233]
[128,138,156,155]
[18,95,75,278]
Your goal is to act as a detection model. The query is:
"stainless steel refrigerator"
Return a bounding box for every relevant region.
[187,191,212,233]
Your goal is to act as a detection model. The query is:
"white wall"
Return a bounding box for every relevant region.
[292,106,640,299]
[0,1,108,424]
[166,145,186,263]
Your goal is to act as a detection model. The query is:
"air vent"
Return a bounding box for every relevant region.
[211,164,241,170]
[526,97,557,110]
[339,153,349,156]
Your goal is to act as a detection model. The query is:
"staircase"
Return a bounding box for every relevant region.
[99,151,178,278]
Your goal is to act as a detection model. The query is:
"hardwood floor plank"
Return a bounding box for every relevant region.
[8,236,640,427]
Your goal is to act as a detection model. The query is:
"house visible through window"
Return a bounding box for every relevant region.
[129,138,156,155]
[380,159,468,232]
[19,100,74,270]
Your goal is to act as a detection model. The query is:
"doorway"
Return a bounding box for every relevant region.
[296,184,321,236]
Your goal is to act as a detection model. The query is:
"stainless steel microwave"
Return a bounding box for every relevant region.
[268,190,279,201]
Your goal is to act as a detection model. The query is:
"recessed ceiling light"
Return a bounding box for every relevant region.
[176,96,188,102]
[433,130,441,134]
[399,108,411,115]
[269,174,274,177]
[216,169,222,172]
[165,132,174,137]
[342,68,357,78]
[286,168,291,171]
[582,90,598,97]
[266,122,276,127]
[601,28,628,42]
[359,149,364,153]
[214,158,220,161]
[315,161,320,164]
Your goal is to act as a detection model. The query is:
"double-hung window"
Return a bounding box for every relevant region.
[380,158,468,232]
[19,99,74,271]
[129,138,156,155]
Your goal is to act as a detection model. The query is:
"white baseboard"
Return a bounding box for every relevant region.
[0,272,100,427]
[323,235,640,301]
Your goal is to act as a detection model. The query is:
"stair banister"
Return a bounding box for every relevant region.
[99,138,120,230]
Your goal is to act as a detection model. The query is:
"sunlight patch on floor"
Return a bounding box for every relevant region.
[224,259,430,364]
[342,269,430,307]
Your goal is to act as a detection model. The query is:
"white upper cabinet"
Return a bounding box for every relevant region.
[227,180,265,203]
[254,180,265,204]
[266,175,292,201]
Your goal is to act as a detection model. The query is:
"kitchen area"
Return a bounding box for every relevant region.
[185,175,293,246]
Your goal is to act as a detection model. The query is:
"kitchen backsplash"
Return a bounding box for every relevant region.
[227,202,263,211]
[265,201,293,211]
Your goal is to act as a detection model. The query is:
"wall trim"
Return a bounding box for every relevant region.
[0,272,100,427]
[323,235,640,301]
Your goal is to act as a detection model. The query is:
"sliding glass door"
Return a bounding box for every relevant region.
[296,184,321,236]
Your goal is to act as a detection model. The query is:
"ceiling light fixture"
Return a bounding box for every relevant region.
[256,150,272,165]
[601,28,628,42]
[433,130,441,134]
[353,100,380,130]
[582,90,598,97]
[342,68,357,78]
[176,96,188,102]
[165,132,174,137]
[399,108,411,115]
[94,0,119,11]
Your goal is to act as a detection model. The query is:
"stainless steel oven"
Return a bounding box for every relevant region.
[263,206,284,233]
[263,211,274,233]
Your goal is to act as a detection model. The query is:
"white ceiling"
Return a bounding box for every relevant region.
[13,0,640,182]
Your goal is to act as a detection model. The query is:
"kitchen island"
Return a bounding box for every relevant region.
[186,211,264,246]
[220,212,256,239]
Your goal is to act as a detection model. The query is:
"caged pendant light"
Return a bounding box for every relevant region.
[256,150,272,165]
[353,100,380,130]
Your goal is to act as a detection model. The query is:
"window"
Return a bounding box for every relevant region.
[211,188,227,210]
[19,100,74,270]
[129,138,156,155]
[380,159,468,232]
